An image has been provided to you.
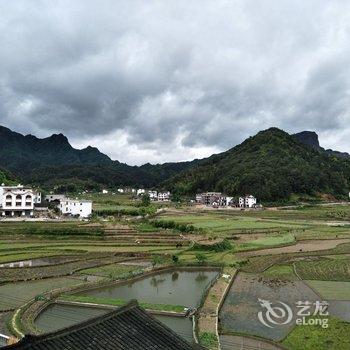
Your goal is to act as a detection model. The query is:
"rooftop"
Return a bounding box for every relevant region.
[2,301,203,350]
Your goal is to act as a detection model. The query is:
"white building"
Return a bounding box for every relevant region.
[148,191,158,200]
[0,184,41,217]
[157,191,171,202]
[45,194,67,202]
[59,198,92,218]
[196,192,232,207]
[117,188,124,193]
[137,189,146,196]
[102,189,109,194]
[239,195,257,208]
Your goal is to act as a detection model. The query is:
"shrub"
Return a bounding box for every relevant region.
[150,219,200,233]
[192,238,233,252]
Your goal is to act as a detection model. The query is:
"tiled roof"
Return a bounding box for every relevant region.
[3,301,203,350]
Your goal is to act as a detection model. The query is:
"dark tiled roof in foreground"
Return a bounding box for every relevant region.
[3,301,204,350]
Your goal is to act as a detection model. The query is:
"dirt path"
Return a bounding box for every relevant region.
[220,335,284,350]
[239,239,350,257]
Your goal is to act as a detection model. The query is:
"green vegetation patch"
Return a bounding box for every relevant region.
[262,264,296,280]
[199,332,218,348]
[157,214,303,234]
[248,233,295,247]
[306,280,350,300]
[282,316,350,350]
[295,258,350,282]
[60,295,185,313]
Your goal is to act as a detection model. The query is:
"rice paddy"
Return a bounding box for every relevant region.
[0,197,349,349]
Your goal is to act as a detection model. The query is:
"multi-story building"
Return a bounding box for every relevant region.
[157,191,171,201]
[239,195,257,208]
[148,191,158,200]
[137,189,146,196]
[196,192,233,207]
[59,198,92,218]
[0,184,41,217]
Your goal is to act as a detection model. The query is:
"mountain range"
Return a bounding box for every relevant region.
[0,125,349,201]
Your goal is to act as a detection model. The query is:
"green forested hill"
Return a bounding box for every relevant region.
[163,128,350,201]
[2,124,350,200]
[0,125,196,190]
[0,168,16,185]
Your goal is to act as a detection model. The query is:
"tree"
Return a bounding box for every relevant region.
[151,254,165,267]
[172,255,179,264]
[141,194,151,207]
[195,253,208,265]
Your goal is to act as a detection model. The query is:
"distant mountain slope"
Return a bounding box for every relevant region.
[164,128,350,201]
[0,126,196,189]
[293,131,350,159]
[2,125,350,200]
[0,126,112,171]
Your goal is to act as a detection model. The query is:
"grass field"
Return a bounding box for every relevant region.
[305,281,350,300]
[157,213,305,234]
[262,264,297,280]
[282,316,350,350]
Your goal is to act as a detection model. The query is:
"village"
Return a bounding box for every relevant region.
[0,184,260,221]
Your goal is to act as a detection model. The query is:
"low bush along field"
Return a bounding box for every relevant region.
[295,257,350,282]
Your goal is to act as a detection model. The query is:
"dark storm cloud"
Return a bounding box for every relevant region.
[0,0,350,164]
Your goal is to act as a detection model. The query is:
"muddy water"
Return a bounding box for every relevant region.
[0,256,76,268]
[78,269,219,307]
[35,303,193,341]
[328,300,350,322]
[219,272,319,341]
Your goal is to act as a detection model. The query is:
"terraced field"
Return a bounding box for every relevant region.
[295,256,350,281]
[1,200,350,350]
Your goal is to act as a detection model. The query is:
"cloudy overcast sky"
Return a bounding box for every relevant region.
[0,0,350,164]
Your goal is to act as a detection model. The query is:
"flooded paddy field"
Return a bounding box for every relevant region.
[0,255,79,268]
[328,301,350,322]
[219,272,319,341]
[0,277,86,311]
[77,269,219,307]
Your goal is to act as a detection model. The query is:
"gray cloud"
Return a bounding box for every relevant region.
[0,0,350,164]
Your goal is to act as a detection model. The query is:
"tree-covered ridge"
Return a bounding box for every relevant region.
[164,128,350,201]
[0,125,197,190]
[0,168,16,185]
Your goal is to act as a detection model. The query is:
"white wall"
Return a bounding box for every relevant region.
[59,199,92,218]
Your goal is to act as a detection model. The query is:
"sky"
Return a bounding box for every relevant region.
[0,0,350,165]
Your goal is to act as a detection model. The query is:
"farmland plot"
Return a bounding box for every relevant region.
[219,273,319,341]
[295,257,350,281]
